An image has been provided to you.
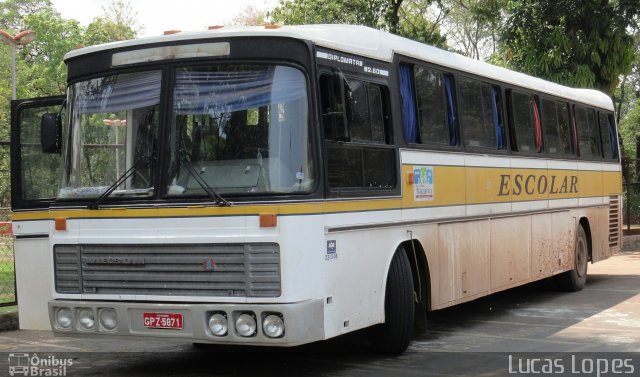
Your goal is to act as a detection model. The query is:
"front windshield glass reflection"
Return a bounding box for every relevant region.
[167,64,313,196]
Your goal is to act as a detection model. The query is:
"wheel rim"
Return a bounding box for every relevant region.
[575,237,587,278]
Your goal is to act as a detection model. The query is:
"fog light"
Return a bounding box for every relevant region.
[99,308,117,331]
[263,314,285,338]
[235,313,256,337]
[56,307,73,329]
[77,308,95,330]
[208,313,228,336]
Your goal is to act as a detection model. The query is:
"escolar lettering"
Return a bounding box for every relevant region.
[498,174,577,196]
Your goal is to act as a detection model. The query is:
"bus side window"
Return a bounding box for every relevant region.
[414,65,447,144]
[598,112,618,160]
[575,106,600,158]
[400,62,466,147]
[541,99,572,155]
[458,77,504,149]
[598,112,612,159]
[319,74,348,142]
[319,73,395,190]
[348,81,387,143]
[508,91,540,153]
[320,74,389,145]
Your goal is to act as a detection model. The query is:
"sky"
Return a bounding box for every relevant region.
[50,0,281,38]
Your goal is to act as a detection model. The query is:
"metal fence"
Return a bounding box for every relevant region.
[623,157,640,232]
[0,215,14,307]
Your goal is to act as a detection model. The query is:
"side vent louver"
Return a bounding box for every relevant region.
[609,196,620,249]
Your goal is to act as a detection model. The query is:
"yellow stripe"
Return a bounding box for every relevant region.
[12,166,621,221]
[11,199,403,221]
[401,165,620,208]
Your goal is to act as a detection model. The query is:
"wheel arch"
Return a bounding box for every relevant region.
[579,217,593,262]
[398,239,431,311]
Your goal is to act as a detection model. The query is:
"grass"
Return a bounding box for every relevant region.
[0,239,16,305]
[0,305,16,313]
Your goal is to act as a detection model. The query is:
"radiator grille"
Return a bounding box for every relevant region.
[609,196,620,249]
[54,244,280,297]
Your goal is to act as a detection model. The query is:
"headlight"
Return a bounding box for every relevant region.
[77,308,95,330]
[55,307,73,329]
[99,308,117,331]
[208,313,228,336]
[262,314,285,338]
[235,313,256,337]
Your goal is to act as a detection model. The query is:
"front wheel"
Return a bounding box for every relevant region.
[555,225,588,291]
[369,247,415,354]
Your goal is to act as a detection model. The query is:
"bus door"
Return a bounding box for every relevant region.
[10,96,65,211]
[10,96,65,329]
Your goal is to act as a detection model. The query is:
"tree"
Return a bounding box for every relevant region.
[21,9,84,95]
[0,0,141,208]
[230,6,267,26]
[439,0,505,59]
[272,0,445,45]
[84,0,138,46]
[100,0,142,34]
[84,17,136,47]
[271,0,388,28]
[398,0,447,47]
[0,0,51,31]
[499,0,639,95]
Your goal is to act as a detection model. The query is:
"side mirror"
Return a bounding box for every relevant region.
[41,112,62,154]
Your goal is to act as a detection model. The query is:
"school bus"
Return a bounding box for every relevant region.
[11,24,621,353]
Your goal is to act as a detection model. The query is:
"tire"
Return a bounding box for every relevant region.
[555,225,588,291]
[369,247,415,354]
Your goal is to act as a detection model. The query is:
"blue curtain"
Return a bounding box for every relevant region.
[399,64,417,143]
[443,75,457,146]
[74,71,161,114]
[491,87,504,149]
[173,66,306,115]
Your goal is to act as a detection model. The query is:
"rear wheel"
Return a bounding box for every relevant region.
[369,247,414,354]
[555,225,588,291]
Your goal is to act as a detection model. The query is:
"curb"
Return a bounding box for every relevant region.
[622,235,640,252]
[0,311,18,332]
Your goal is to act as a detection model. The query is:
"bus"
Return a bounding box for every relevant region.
[11,24,621,354]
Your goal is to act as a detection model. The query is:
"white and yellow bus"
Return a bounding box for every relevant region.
[11,24,621,353]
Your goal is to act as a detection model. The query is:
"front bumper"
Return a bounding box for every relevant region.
[48,299,324,347]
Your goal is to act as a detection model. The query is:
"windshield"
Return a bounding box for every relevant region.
[59,64,312,202]
[167,64,313,196]
[59,71,160,200]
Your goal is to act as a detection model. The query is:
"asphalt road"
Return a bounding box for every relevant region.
[0,252,638,376]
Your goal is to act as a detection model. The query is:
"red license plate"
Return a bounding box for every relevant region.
[143,312,183,330]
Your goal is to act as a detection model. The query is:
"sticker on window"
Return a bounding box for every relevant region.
[413,166,434,201]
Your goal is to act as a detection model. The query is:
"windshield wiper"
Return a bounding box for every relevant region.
[179,155,231,207]
[88,156,152,210]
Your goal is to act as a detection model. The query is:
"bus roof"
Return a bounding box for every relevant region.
[64,24,614,111]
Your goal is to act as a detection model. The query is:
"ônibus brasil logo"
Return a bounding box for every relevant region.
[7,353,73,376]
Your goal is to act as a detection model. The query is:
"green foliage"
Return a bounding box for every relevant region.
[22,9,84,96]
[0,0,51,31]
[440,0,507,59]
[272,0,445,46]
[0,0,139,207]
[84,17,136,47]
[272,0,388,27]
[499,0,638,95]
[398,0,447,47]
[620,99,640,158]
